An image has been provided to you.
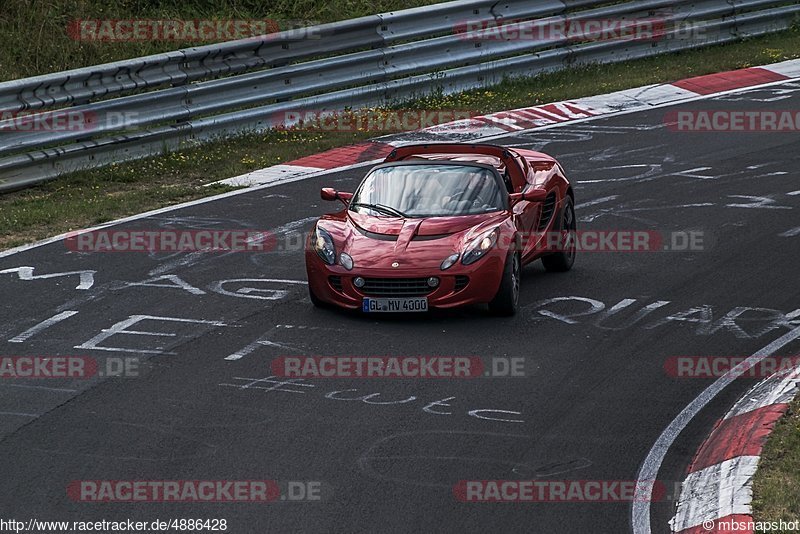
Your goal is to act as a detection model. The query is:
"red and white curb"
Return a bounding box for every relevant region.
[215,58,800,188]
[669,365,800,534]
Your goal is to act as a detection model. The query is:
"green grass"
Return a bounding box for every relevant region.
[1,26,799,251]
[0,0,440,81]
[752,393,800,532]
[0,129,366,249]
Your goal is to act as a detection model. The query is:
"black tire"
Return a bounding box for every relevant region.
[542,196,576,272]
[488,252,520,316]
[308,284,326,308]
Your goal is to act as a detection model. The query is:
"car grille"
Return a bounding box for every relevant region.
[328,276,343,292]
[537,192,557,231]
[454,276,469,292]
[360,278,433,296]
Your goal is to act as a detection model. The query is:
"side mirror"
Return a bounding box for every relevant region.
[510,188,548,205]
[320,188,352,205]
[320,188,338,201]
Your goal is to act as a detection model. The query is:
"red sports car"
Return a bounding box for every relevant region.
[305,143,576,315]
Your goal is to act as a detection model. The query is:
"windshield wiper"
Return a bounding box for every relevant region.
[351,202,408,218]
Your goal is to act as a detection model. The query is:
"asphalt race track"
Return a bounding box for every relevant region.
[1,80,799,533]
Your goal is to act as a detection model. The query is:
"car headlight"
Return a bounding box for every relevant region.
[440,253,460,271]
[313,226,336,265]
[461,228,499,265]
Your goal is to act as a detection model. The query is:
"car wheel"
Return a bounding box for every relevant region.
[542,196,576,272]
[488,252,520,316]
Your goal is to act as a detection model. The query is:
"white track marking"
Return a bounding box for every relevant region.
[8,310,79,343]
[780,227,800,237]
[726,195,792,210]
[632,325,800,534]
[225,334,304,362]
[575,195,619,209]
[0,267,95,290]
[147,251,207,277]
[75,315,228,355]
[670,167,716,180]
[668,456,759,532]
[219,164,324,187]
[762,60,800,78]
[726,367,800,420]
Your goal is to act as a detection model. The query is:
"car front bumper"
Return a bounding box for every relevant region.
[305,249,506,310]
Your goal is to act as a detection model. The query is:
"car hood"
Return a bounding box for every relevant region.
[319,211,509,270]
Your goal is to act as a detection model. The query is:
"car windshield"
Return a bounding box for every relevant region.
[350,164,506,218]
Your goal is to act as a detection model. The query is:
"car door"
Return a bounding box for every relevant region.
[512,156,544,260]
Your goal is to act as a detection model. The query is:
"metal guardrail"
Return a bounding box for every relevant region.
[0,0,797,191]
